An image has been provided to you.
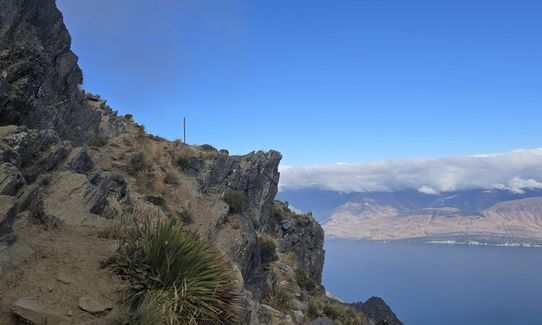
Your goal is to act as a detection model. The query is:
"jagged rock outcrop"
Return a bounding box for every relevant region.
[181,149,339,323]
[0,126,61,166]
[182,150,284,295]
[90,171,128,213]
[201,150,282,227]
[353,297,404,325]
[269,201,326,287]
[67,148,93,173]
[41,172,116,225]
[0,0,100,144]
[0,124,125,226]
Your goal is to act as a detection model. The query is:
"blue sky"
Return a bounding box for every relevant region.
[58,0,542,166]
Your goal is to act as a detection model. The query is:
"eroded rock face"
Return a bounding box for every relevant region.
[250,304,287,325]
[42,172,98,225]
[192,152,330,321]
[0,0,100,145]
[0,162,25,195]
[0,126,128,228]
[269,202,326,288]
[194,150,284,298]
[0,126,70,182]
[67,149,94,174]
[41,171,128,225]
[201,150,282,227]
[214,212,262,290]
[90,171,128,214]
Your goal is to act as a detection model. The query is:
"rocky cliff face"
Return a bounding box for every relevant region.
[0,0,100,144]
[0,1,401,324]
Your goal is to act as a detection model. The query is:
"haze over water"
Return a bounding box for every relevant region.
[323,241,542,325]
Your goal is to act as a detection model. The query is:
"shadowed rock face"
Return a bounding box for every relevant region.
[194,151,283,293]
[353,297,404,325]
[0,0,100,145]
[268,202,325,287]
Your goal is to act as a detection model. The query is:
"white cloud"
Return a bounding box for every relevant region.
[279,148,542,193]
[504,177,542,194]
[418,186,439,195]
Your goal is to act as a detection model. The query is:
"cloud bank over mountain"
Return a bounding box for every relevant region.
[279,148,542,194]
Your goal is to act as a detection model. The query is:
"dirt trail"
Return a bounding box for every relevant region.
[0,214,125,324]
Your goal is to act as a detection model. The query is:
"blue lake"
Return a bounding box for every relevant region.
[323,240,542,325]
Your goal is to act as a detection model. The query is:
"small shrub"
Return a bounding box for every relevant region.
[307,300,322,319]
[295,268,316,291]
[97,222,124,239]
[122,136,133,147]
[128,151,152,175]
[104,197,122,219]
[89,135,108,147]
[260,236,277,264]
[145,195,166,208]
[198,144,218,159]
[178,208,193,224]
[135,172,165,195]
[30,200,60,229]
[128,289,181,324]
[323,304,340,319]
[124,114,133,120]
[111,219,240,323]
[164,170,179,185]
[37,174,52,187]
[174,154,191,169]
[149,134,165,141]
[200,150,218,160]
[307,298,368,324]
[250,214,260,229]
[321,302,369,325]
[273,202,287,221]
[219,149,229,155]
[199,144,217,152]
[266,285,291,312]
[223,190,244,214]
[134,172,152,193]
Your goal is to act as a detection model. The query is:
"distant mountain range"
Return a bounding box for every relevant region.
[278,188,542,245]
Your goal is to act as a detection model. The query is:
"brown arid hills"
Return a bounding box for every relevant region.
[324,198,542,244]
[0,0,402,324]
[279,186,542,246]
[318,192,542,245]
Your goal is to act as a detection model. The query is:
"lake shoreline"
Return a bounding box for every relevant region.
[325,237,542,248]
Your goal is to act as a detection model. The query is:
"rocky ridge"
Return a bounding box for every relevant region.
[0,0,401,324]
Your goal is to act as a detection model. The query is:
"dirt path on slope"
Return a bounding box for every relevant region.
[0,213,125,324]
